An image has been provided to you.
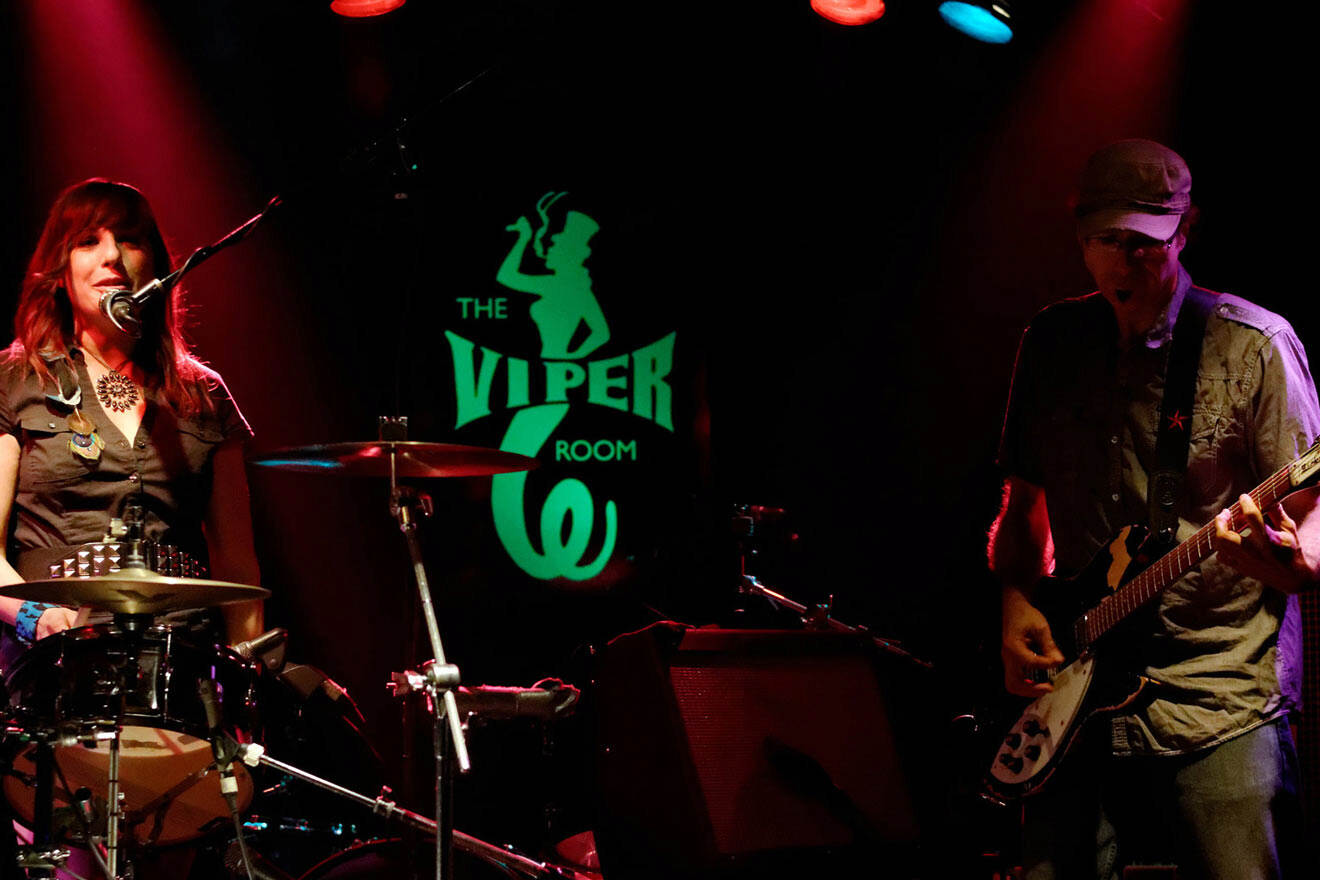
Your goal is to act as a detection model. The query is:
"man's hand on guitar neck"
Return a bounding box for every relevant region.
[1214,489,1320,595]
[1002,585,1066,698]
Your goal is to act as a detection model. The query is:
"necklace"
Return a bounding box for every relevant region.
[81,346,140,414]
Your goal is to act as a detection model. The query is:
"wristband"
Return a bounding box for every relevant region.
[15,601,55,642]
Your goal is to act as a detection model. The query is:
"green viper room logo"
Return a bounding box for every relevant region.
[445,192,676,581]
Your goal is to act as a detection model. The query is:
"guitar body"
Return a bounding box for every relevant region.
[987,524,1165,800]
[984,434,1320,800]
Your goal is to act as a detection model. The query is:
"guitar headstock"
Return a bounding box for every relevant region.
[1291,434,1320,489]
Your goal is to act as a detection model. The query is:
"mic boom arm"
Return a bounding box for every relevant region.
[100,193,283,337]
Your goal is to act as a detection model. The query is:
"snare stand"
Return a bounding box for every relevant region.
[382,422,471,880]
[98,512,155,880]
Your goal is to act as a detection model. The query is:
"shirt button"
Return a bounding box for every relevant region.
[128,473,140,483]
[1111,493,1120,502]
[47,422,56,429]
[1110,435,1119,444]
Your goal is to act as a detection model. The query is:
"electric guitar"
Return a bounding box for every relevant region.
[986,435,1320,800]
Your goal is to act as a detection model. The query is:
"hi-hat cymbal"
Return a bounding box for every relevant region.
[249,441,538,478]
[0,570,270,615]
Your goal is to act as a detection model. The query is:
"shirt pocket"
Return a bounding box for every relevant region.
[17,414,100,488]
[1185,407,1227,513]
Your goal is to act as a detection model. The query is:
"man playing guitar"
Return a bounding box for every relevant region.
[989,140,1318,878]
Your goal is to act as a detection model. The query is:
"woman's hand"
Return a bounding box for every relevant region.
[505,216,532,235]
[36,606,79,640]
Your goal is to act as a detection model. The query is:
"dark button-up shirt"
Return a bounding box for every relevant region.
[0,347,251,577]
[998,267,1320,755]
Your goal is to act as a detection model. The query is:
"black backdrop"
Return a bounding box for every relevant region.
[0,0,1313,865]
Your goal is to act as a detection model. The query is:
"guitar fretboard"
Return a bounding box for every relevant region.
[1078,464,1296,646]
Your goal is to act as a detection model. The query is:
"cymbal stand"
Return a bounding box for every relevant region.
[100,499,146,879]
[383,419,471,880]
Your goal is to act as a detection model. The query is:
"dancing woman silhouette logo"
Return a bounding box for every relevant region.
[445,192,676,582]
[497,191,610,360]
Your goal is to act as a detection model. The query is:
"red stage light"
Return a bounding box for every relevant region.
[330,0,406,17]
[811,0,886,26]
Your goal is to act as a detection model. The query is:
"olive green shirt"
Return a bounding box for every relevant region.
[999,267,1320,755]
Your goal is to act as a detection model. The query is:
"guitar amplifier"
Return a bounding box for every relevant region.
[594,625,925,879]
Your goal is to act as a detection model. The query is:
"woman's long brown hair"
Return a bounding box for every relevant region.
[8,178,211,416]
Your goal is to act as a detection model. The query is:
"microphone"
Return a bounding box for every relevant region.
[197,677,236,777]
[98,279,165,338]
[233,627,288,670]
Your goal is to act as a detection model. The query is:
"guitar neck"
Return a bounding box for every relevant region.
[1079,463,1297,646]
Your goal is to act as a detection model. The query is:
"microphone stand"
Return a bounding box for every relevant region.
[198,677,255,880]
[227,741,581,880]
[732,505,932,670]
[100,193,283,338]
[738,574,934,670]
[380,418,471,880]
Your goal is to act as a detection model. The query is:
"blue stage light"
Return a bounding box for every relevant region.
[938,1,1014,44]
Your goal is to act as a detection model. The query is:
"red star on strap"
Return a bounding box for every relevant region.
[1167,410,1187,431]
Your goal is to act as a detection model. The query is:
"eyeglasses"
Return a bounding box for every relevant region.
[1083,231,1178,258]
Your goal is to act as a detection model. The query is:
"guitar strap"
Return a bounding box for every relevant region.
[1148,287,1215,546]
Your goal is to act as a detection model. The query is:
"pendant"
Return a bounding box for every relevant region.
[69,429,106,461]
[96,370,139,413]
[68,407,105,461]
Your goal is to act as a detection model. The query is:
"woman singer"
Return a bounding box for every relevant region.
[0,178,262,661]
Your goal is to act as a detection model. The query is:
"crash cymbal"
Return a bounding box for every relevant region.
[0,570,270,615]
[249,441,538,478]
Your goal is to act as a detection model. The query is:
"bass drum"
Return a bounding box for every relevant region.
[1,623,258,848]
[298,838,515,880]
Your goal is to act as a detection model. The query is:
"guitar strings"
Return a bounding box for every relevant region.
[1082,465,1295,645]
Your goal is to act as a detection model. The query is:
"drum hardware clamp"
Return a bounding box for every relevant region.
[14,845,71,873]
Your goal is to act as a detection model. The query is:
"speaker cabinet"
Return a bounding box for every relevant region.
[595,625,921,879]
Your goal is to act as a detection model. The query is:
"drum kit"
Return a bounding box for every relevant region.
[0,431,595,880]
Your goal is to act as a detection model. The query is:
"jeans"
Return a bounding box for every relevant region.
[1022,717,1304,879]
